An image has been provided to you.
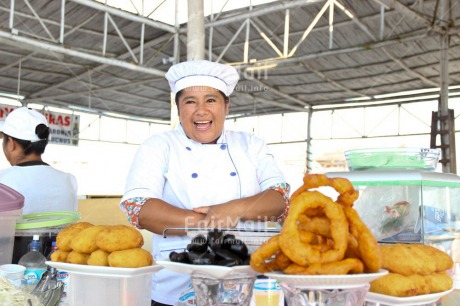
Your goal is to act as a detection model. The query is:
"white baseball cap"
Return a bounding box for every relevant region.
[165,60,240,97]
[0,107,49,142]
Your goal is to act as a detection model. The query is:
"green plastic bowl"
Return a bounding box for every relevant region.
[345,148,440,171]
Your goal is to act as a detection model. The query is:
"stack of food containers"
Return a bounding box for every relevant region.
[0,183,24,265]
[13,211,81,263]
[327,147,460,256]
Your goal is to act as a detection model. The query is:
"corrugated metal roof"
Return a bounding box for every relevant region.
[0,0,458,121]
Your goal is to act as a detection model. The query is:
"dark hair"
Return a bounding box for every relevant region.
[175,89,229,105]
[35,123,50,140]
[3,123,50,155]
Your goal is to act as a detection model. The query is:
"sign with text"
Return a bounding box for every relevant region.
[0,105,80,146]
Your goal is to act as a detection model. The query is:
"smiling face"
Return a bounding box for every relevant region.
[177,86,229,144]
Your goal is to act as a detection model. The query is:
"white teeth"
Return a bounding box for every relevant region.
[195,121,210,124]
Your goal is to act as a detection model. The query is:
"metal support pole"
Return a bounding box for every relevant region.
[187,0,205,60]
[283,9,289,57]
[60,0,65,44]
[170,0,181,129]
[439,0,450,173]
[9,0,15,30]
[306,107,313,172]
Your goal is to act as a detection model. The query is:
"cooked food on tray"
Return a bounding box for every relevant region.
[56,221,94,252]
[369,243,454,297]
[379,243,453,276]
[169,229,250,266]
[71,225,109,253]
[108,248,153,268]
[51,222,152,268]
[96,225,144,252]
[250,173,382,275]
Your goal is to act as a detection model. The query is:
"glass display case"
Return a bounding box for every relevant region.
[326,170,460,257]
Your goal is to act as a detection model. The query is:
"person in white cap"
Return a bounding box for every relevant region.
[0,107,78,215]
[120,60,290,306]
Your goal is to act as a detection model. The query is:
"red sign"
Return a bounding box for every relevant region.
[0,105,80,146]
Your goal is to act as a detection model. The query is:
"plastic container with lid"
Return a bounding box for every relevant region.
[345,147,441,171]
[0,183,24,265]
[12,211,80,264]
[46,261,162,306]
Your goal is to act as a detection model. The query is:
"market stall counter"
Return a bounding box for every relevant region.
[1,170,456,306]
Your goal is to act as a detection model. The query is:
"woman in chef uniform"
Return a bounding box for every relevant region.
[120,60,290,306]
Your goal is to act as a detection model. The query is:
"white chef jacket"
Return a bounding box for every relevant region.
[0,163,78,215]
[122,125,287,304]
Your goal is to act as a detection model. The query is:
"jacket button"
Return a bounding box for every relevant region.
[230,172,237,176]
[186,147,192,151]
[220,144,227,150]
[191,173,198,178]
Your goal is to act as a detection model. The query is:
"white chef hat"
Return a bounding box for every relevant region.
[0,107,49,142]
[165,60,240,97]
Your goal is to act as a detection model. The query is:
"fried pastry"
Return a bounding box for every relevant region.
[424,272,453,293]
[370,273,419,297]
[50,250,69,263]
[66,251,90,265]
[108,248,153,268]
[96,225,144,253]
[87,249,110,266]
[71,225,108,254]
[56,222,94,252]
[380,244,453,276]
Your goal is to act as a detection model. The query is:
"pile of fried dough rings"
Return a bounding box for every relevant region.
[250,174,382,275]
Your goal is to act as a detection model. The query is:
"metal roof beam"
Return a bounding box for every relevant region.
[301,61,369,98]
[178,33,312,109]
[0,30,166,77]
[311,87,460,110]
[210,7,403,52]
[0,6,129,44]
[234,30,430,69]
[378,0,444,34]
[382,48,438,87]
[182,0,324,32]
[28,33,172,98]
[69,0,176,33]
[234,92,307,113]
[335,3,438,88]
[27,78,163,102]
[246,77,311,107]
[43,97,170,116]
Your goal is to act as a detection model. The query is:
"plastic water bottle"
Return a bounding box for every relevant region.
[18,234,47,286]
[46,241,58,261]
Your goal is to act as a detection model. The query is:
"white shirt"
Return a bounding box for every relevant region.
[122,125,287,304]
[0,164,78,215]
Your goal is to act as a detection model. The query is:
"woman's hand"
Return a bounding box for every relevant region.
[193,205,240,228]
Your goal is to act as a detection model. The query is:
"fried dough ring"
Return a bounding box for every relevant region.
[290,174,330,201]
[330,177,359,208]
[298,215,331,237]
[290,174,358,208]
[279,190,348,266]
[344,207,382,273]
[283,258,364,275]
[266,251,292,271]
[249,234,281,273]
[298,214,364,261]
